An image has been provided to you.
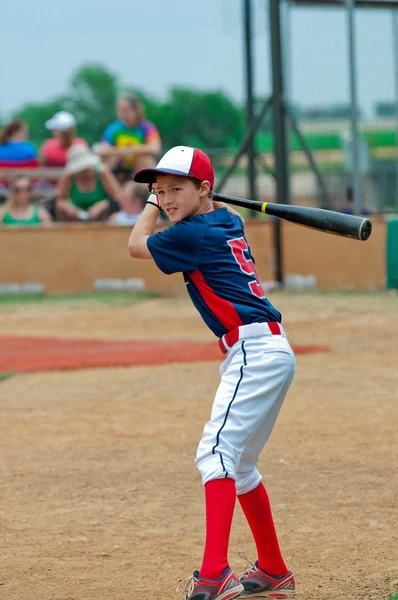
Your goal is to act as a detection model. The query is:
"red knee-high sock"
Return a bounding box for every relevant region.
[200,478,236,580]
[238,482,288,576]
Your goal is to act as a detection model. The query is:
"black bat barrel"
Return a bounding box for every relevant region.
[213,193,372,242]
[265,203,372,241]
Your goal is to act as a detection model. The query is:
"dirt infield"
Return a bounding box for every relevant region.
[0,335,329,373]
[0,293,398,600]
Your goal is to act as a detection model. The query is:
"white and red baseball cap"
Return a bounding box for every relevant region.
[134,146,215,188]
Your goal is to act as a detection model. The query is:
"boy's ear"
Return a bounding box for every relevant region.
[200,180,211,197]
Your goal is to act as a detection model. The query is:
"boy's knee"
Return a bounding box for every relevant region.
[236,468,262,496]
[195,452,237,486]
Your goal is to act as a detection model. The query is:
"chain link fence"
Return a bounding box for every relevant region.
[315,164,398,215]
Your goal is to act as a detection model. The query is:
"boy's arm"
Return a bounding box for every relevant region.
[128,202,160,259]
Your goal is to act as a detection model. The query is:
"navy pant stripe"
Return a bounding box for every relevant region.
[212,341,247,473]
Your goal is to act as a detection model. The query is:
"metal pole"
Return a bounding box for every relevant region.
[287,108,333,208]
[281,0,292,198]
[392,9,398,211]
[215,97,273,193]
[281,1,293,108]
[244,0,258,215]
[269,0,290,285]
[346,0,361,215]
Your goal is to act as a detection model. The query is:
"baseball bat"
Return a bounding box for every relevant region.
[213,193,372,241]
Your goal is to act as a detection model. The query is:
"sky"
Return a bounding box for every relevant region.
[1,0,397,118]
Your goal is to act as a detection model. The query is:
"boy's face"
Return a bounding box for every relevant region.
[155,175,211,223]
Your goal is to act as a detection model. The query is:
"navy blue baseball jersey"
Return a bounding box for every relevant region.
[147,208,281,338]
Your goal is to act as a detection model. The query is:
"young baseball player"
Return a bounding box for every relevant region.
[128,146,296,600]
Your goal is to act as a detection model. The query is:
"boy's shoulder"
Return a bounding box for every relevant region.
[198,207,244,231]
[187,207,239,224]
[164,214,208,240]
[183,208,243,235]
[160,209,242,241]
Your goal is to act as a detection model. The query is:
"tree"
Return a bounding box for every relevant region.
[10,63,244,152]
[156,87,243,150]
[300,104,362,121]
[374,101,395,118]
[68,64,119,144]
[14,64,119,147]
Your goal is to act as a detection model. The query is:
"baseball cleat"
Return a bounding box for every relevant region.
[238,551,295,598]
[177,566,244,600]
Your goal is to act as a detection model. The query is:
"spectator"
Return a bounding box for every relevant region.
[40,111,88,168]
[0,175,52,226]
[108,181,148,225]
[110,163,134,187]
[341,186,373,216]
[341,187,354,214]
[0,119,38,167]
[57,145,121,221]
[97,94,161,174]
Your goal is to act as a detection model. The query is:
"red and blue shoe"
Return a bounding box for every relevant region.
[238,551,296,598]
[177,566,244,600]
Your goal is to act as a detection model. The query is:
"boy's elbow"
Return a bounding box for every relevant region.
[128,239,150,259]
[128,241,140,258]
[128,231,152,258]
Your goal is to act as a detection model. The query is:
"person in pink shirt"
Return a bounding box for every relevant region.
[40,112,88,168]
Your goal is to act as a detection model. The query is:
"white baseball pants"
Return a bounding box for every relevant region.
[195,323,296,495]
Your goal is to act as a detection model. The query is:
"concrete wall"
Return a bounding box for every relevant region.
[0,219,385,294]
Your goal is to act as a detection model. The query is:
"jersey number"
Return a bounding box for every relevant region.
[228,237,264,298]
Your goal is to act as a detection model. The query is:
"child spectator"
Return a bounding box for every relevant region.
[108,181,148,225]
[0,175,52,226]
[0,120,38,167]
[40,111,88,168]
[57,145,121,221]
[97,94,161,174]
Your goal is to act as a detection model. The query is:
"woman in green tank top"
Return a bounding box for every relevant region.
[0,176,52,226]
[57,145,122,221]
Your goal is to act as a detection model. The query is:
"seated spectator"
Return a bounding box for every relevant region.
[96,94,161,174]
[341,187,373,216]
[0,119,38,167]
[108,181,148,225]
[341,187,354,214]
[40,111,88,167]
[0,175,52,226]
[111,164,134,186]
[57,145,121,221]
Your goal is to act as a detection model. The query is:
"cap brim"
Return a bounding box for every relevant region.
[45,120,55,130]
[133,168,194,184]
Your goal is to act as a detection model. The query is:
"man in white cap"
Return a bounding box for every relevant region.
[40,111,88,168]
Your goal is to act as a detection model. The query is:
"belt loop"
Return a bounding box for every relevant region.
[218,335,228,354]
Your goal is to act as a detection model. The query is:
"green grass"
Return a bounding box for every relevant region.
[0,290,388,309]
[0,372,15,382]
[388,594,398,600]
[0,291,158,308]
